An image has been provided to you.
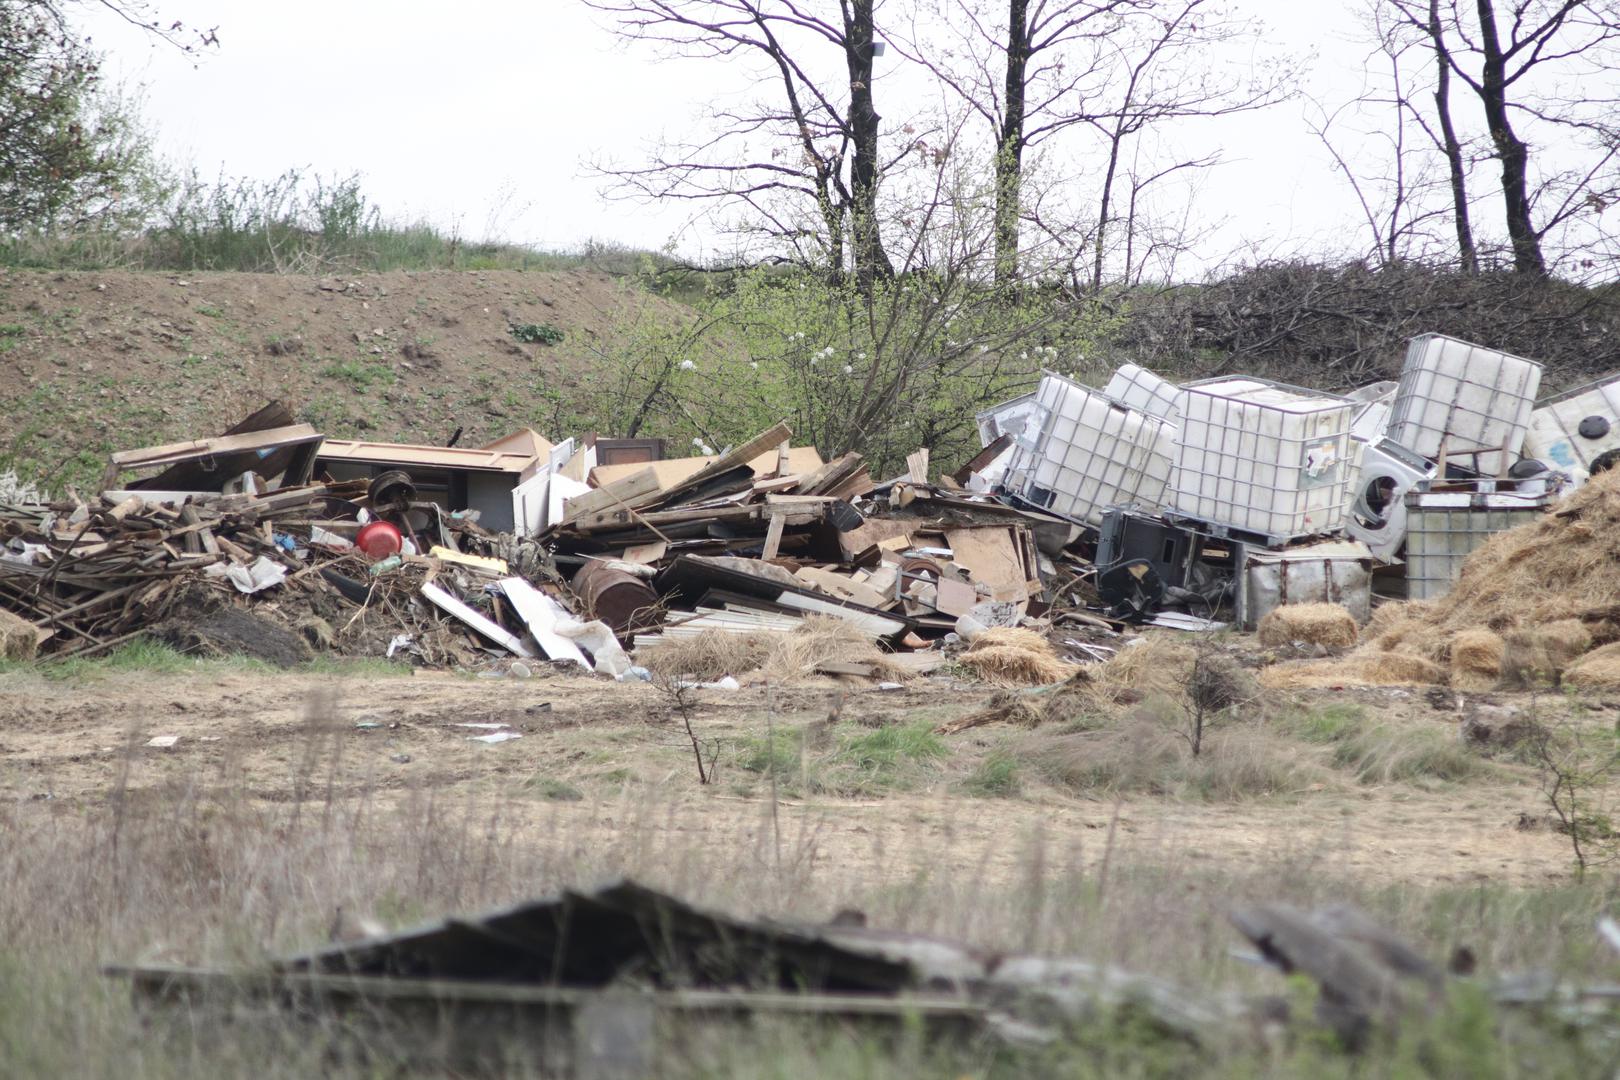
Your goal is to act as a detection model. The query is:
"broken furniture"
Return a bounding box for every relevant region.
[101,401,324,498]
[316,430,555,536]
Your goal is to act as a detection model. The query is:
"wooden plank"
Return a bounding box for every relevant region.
[421,581,536,657]
[590,445,822,491]
[655,422,792,505]
[563,466,662,522]
[760,512,787,561]
[944,526,1031,602]
[796,451,863,495]
[906,448,930,484]
[110,425,320,468]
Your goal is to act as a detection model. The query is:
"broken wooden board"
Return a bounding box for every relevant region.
[495,579,589,668]
[653,422,793,507]
[944,526,1035,602]
[421,581,535,658]
[589,444,823,492]
[562,466,663,522]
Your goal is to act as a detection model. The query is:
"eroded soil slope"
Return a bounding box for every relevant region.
[0,268,694,490]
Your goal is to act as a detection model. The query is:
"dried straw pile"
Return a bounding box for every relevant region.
[637,616,909,683]
[1567,642,1620,690]
[955,627,1075,687]
[1262,467,1620,689]
[1256,603,1359,649]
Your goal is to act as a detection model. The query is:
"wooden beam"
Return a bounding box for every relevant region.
[760,512,787,561]
[562,466,663,522]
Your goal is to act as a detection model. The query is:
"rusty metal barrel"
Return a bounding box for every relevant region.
[572,561,661,637]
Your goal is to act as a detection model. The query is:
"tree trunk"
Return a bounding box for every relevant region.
[1091,123,1125,293]
[994,0,1030,286]
[1475,0,1544,276]
[1430,0,1478,274]
[844,0,893,292]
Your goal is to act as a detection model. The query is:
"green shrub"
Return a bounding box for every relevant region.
[510,322,565,345]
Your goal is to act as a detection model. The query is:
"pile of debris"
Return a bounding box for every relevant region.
[3,326,1616,683]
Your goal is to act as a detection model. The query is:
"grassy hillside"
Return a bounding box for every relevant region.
[0,267,703,495]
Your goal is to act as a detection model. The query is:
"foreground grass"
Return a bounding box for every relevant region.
[0,765,1614,1078]
[0,663,1612,1075]
[0,639,412,681]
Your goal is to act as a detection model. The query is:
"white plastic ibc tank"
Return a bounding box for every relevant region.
[1524,375,1620,488]
[1170,377,1360,541]
[1385,334,1541,476]
[1003,372,1175,527]
[1103,363,1183,422]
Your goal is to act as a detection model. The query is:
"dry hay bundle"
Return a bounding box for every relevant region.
[1256,603,1359,649]
[1260,468,1620,688]
[1502,620,1593,687]
[1565,642,1620,690]
[1258,652,1445,691]
[638,616,908,684]
[956,626,1075,687]
[1449,628,1505,691]
[0,607,39,662]
[937,690,1047,734]
[1043,635,1198,721]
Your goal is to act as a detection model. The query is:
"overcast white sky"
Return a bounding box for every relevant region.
[78,1,1410,268]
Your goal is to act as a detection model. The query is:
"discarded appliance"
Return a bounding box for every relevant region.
[1092,508,1234,622]
[1402,480,1560,600]
[317,430,554,536]
[969,392,1042,491]
[1102,362,1183,423]
[1000,371,1176,528]
[1343,438,1435,562]
[1345,380,1399,444]
[1525,374,1620,489]
[1384,334,1542,477]
[1234,538,1375,629]
[1168,377,1361,545]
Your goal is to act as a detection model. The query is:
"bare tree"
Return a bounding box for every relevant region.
[585,0,901,289]
[1306,18,1459,267]
[1426,0,1480,271]
[899,0,1293,291]
[895,0,1141,283]
[1081,2,1294,292]
[1382,0,1620,276]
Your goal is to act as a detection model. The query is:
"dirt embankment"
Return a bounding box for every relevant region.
[0,268,695,491]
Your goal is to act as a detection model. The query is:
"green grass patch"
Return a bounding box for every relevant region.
[523,776,584,802]
[1280,703,1488,785]
[321,358,396,392]
[962,748,1022,797]
[737,727,804,778]
[303,656,412,678]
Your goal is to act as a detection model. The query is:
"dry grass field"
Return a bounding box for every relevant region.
[2,641,1616,1076]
